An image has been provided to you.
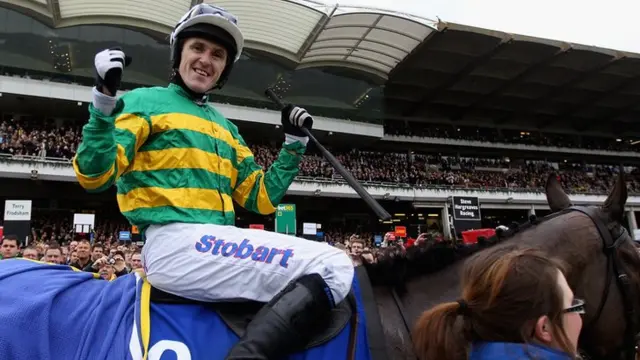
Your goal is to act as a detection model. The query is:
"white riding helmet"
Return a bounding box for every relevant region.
[170,4,244,89]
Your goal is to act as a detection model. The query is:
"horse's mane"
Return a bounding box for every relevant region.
[364,216,539,292]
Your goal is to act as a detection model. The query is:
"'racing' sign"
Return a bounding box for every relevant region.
[452,196,481,221]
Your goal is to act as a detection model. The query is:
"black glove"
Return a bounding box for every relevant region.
[94,47,132,96]
[281,104,313,137]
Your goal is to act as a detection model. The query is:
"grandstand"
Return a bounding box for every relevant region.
[1,0,640,243]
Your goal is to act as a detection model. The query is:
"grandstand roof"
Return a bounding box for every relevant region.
[385,22,640,134]
[6,0,437,80]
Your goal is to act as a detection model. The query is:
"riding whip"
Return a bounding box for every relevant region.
[265,88,392,221]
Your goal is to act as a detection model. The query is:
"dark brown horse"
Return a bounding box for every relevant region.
[364,172,640,360]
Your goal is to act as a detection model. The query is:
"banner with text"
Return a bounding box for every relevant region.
[275,204,296,235]
[451,196,482,236]
[452,196,481,220]
[4,200,32,245]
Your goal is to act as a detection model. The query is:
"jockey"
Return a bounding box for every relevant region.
[72,4,354,359]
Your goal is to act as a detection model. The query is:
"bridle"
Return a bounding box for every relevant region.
[530,206,637,360]
[389,204,638,360]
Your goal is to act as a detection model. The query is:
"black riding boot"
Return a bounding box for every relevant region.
[224,273,336,360]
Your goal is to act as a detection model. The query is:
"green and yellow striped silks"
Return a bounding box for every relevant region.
[74,83,305,229]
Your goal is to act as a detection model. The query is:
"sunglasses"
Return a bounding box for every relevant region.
[563,298,586,314]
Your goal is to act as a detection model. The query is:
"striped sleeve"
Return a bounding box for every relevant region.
[73,91,152,192]
[229,124,305,215]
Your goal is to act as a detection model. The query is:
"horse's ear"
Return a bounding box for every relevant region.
[546,173,572,212]
[603,167,627,222]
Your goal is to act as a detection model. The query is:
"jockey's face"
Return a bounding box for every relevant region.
[178,37,228,93]
[1,239,18,259]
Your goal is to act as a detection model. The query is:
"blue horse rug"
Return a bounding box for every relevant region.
[0,259,372,360]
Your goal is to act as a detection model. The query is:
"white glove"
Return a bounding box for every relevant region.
[93,48,130,115]
[282,105,312,146]
[95,48,125,84]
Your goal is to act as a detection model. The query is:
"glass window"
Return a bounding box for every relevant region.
[0,6,385,123]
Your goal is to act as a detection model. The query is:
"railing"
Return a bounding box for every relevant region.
[0,153,72,164]
[289,177,626,196]
[0,153,630,196]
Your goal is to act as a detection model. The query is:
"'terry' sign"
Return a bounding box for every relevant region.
[4,200,32,221]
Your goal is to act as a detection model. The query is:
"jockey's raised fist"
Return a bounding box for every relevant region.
[94,47,132,96]
[281,104,313,138]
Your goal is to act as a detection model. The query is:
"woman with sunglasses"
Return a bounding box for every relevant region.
[73,3,354,359]
[412,245,584,360]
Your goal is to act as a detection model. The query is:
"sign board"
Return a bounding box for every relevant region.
[302,223,317,235]
[394,226,407,238]
[275,204,296,235]
[4,200,32,221]
[73,213,95,233]
[119,231,132,241]
[249,224,265,230]
[452,196,481,221]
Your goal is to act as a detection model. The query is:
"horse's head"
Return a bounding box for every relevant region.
[367,170,640,360]
[545,170,640,360]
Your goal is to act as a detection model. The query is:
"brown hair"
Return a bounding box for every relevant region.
[2,235,19,245]
[45,242,62,255]
[351,238,365,247]
[412,245,574,360]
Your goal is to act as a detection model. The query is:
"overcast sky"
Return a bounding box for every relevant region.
[320,0,640,53]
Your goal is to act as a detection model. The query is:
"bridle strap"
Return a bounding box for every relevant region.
[565,206,636,360]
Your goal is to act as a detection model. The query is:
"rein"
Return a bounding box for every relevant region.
[500,206,637,360]
[389,204,638,359]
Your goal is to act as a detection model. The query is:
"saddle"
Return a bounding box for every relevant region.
[149,286,356,350]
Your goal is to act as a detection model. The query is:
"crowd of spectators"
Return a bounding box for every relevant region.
[0,233,143,281]
[254,146,640,194]
[0,217,400,277]
[2,116,640,195]
[30,212,131,246]
[384,122,640,152]
[0,211,142,280]
[0,117,79,159]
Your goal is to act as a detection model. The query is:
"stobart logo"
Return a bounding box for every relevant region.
[194,236,294,268]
